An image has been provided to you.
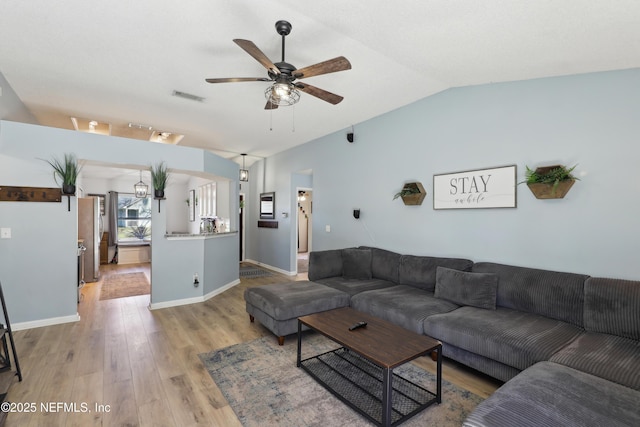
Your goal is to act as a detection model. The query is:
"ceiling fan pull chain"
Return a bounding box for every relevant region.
[270,108,273,131]
[291,104,295,132]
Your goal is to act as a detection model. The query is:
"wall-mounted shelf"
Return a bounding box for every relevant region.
[525,165,577,199]
[258,221,278,228]
[396,182,426,206]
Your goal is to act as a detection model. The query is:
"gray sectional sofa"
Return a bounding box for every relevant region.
[306,246,640,427]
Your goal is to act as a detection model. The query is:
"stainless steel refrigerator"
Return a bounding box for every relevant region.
[78,197,103,282]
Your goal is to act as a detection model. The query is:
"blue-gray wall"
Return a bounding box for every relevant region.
[245,68,640,280]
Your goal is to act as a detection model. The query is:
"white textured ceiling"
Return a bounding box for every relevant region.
[1,1,639,167]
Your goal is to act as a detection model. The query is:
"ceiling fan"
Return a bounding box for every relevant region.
[205,20,351,110]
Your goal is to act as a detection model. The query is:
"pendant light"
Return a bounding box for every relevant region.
[134,170,148,198]
[239,154,249,182]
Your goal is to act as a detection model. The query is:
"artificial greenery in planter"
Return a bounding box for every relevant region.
[45,153,82,195]
[522,164,579,199]
[150,161,169,199]
[393,182,426,205]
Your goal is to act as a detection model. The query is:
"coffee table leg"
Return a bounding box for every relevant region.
[296,319,302,368]
[382,367,392,426]
[436,344,442,404]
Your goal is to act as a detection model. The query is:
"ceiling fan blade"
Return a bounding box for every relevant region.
[293,56,351,80]
[205,77,271,84]
[264,100,279,110]
[295,83,344,105]
[233,39,280,76]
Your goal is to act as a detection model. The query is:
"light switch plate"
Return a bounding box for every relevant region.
[325,225,331,233]
[1,228,11,239]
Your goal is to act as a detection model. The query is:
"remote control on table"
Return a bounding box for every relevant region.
[349,321,367,331]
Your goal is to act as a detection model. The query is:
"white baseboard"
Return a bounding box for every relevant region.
[13,313,81,331]
[244,259,296,276]
[149,296,203,310]
[148,278,241,310]
[203,279,240,302]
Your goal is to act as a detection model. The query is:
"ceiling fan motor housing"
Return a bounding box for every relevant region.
[269,61,297,81]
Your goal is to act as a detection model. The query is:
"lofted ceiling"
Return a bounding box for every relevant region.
[1,1,639,169]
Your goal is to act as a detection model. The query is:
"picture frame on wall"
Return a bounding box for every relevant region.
[189,189,195,221]
[260,192,275,219]
[433,165,517,210]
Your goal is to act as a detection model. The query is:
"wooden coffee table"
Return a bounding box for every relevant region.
[297,307,442,427]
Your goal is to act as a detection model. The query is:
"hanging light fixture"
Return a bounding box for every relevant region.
[264,79,300,107]
[239,154,249,182]
[134,170,148,198]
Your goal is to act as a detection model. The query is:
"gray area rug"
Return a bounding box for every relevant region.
[239,265,274,278]
[199,333,483,426]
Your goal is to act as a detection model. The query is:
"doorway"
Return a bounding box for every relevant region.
[296,188,312,273]
[239,193,245,261]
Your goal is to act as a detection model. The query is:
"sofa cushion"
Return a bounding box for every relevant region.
[549,331,640,391]
[584,277,640,340]
[314,277,395,296]
[308,249,343,281]
[399,255,474,292]
[463,361,640,427]
[359,246,401,283]
[435,267,498,310]
[342,248,372,280]
[350,285,459,334]
[472,262,588,327]
[424,306,583,371]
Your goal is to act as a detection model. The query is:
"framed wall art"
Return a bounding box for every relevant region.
[259,192,275,219]
[433,165,517,210]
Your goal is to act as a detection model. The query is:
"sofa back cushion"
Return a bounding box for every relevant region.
[342,248,373,280]
[584,277,640,340]
[399,255,473,292]
[359,246,401,283]
[308,249,343,281]
[472,262,588,326]
[435,267,498,310]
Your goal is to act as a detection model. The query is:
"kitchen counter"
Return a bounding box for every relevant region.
[164,231,237,241]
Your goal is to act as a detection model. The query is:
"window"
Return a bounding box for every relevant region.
[117,194,152,243]
[198,182,216,218]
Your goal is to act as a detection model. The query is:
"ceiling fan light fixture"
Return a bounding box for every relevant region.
[265,81,300,106]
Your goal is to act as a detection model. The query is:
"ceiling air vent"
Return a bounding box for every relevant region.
[172,90,205,102]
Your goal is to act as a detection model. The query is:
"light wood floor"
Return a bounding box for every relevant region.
[5,262,501,426]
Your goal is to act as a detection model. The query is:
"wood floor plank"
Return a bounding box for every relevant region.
[129,353,168,406]
[137,398,176,427]
[103,332,132,385]
[65,371,104,427]
[161,374,210,426]
[103,379,139,427]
